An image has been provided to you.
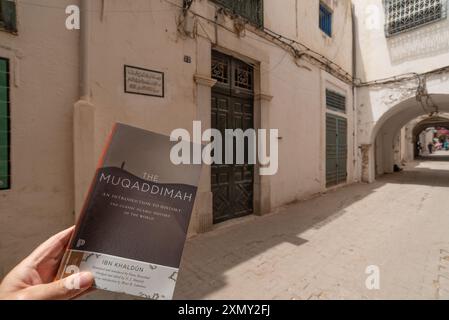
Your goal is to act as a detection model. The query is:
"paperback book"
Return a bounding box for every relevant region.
[57,123,202,299]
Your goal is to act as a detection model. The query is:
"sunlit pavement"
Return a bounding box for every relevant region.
[174,157,449,300]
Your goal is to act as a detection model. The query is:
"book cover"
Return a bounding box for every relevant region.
[57,123,202,300]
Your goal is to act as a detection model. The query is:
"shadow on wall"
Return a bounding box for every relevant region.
[387,18,449,65]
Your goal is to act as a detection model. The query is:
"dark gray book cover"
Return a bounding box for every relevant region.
[57,123,202,299]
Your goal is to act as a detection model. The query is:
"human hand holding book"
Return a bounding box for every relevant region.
[56,124,202,299]
[1,123,202,300]
[0,226,94,300]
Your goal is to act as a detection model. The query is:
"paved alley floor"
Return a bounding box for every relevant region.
[174,155,449,300]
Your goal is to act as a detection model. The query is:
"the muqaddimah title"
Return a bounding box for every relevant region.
[99,172,193,202]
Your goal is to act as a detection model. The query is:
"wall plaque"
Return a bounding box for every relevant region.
[124,65,164,98]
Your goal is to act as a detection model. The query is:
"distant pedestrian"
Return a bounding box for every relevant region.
[417,141,423,156]
[428,143,434,154]
[444,140,449,151]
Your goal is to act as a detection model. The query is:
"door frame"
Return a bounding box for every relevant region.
[192,37,273,233]
[322,77,351,190]
[325,113,348,187]
[211,50,256,224]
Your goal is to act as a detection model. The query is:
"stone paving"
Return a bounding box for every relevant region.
[174,154,449,300]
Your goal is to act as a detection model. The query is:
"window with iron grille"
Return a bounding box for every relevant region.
[0,0,17,33]
[211,0,264,28]
[0,58,10,190]
[326,89,346,113]
[212,51,254,94]
[319,3,333,37]
[212,53,230,86]
[385,0,447,37]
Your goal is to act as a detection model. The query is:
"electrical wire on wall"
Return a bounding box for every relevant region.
[174,0,354,84]
[19,0,449,92]
[173,0,449,91]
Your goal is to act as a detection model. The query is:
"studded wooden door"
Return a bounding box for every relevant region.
[211,51,254,224]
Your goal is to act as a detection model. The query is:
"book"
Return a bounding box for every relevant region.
[56,123,202,300]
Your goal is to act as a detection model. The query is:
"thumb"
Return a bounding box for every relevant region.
[21,272,94,300]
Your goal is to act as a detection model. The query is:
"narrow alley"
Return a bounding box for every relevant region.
[175,154,449,300]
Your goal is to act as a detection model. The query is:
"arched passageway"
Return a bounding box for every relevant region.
[412,117,449,158]
[362,94,449,181]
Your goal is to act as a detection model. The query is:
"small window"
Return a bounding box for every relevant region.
[0,0,17,33]
[326,89,346,113]
[319,3,332,37]
[0,58,10,190]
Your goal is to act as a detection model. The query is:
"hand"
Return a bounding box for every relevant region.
[0,226,94,300]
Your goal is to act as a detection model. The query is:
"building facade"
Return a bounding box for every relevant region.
[0,0,358,277]
[353,0,449,181]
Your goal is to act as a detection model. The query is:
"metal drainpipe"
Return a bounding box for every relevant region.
[80,0,90,101]
[351,3,358,177]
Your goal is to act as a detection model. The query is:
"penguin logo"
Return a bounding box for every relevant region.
[76,239,86,248]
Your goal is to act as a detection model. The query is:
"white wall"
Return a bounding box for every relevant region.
[353,0,449,82]
[0,0,80,277]
[265,0,353,74]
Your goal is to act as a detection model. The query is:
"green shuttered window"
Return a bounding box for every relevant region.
[0,58,9,190]
[211,0,264,28]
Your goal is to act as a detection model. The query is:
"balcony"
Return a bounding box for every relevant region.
[0,0,17,33]
[211,0,264,28]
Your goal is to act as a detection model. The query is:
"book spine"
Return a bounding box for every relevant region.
[55,124,118,280]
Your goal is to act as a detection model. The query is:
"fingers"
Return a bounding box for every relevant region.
[15,272,94,300]
[25,226,75,268]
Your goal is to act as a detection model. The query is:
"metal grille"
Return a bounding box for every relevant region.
[211,0,264,28]
[385,0,447,37]
[326,89,346,113]
[212,51,254,94]
[0,58,10,190]
[0,0,17,33]
[212,54,230,85]
[234,60,253,91]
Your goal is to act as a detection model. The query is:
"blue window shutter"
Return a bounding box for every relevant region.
[319,3,332,37]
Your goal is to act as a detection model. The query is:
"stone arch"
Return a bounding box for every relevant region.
[361,93,449,182]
